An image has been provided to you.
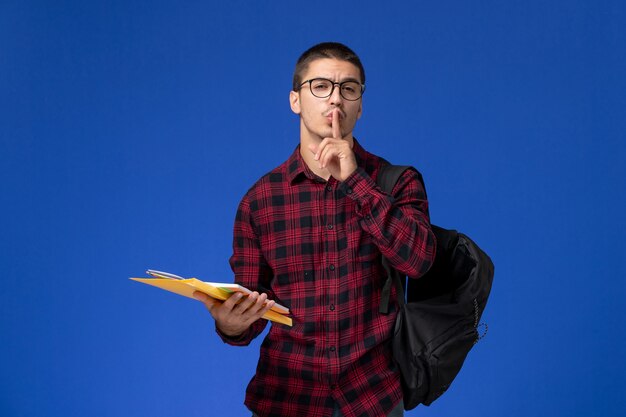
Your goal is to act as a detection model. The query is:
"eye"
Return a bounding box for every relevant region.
[312,80,331,90]
[342,83,357,94]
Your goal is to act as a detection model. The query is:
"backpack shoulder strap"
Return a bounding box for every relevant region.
[377,164,413,195]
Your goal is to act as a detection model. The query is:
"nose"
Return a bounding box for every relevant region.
[329,83,343,106]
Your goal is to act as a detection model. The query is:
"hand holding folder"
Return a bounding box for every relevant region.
[131,270,292,326]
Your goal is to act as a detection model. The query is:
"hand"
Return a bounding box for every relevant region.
[308,109,357,182]
[193,290,275,337]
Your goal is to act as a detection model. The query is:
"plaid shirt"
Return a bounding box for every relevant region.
[221,140,436,417]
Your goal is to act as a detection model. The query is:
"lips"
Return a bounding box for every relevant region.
[325,109,345,122]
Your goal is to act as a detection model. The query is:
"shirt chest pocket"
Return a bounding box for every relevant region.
[258,214,322,271]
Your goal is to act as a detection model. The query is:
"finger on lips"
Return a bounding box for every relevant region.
[332,108,342,139]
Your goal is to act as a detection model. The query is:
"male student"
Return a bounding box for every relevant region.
[194,42,436,417]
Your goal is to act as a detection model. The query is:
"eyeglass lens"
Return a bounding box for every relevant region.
[309,79,362,100]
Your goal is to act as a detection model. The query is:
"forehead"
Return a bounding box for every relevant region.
[302,58,361,82]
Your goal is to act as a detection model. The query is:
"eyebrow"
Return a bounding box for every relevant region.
[313,76,361,84]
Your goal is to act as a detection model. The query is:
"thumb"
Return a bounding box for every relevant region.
[193,291,213,306]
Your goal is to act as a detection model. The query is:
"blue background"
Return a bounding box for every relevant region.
[2,1,625,416]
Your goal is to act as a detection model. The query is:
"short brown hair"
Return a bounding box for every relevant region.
[292,42,365,91]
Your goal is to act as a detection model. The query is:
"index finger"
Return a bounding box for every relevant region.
[332,109,342,139]
[220,291,244,310]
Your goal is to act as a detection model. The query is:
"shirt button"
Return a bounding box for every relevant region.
[327,224,334,230]
[346,188,353,194]
[329,264,335,271]
[329,346,336,352]
[365,215,371,220]
[326,185,332,192]
[329,304,335,311]
[330,384,337,390]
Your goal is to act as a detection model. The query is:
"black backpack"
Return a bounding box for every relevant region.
[377,164,495,410]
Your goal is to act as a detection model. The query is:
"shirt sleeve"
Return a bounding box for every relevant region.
[339,166,436,279]
[220,194,271,346]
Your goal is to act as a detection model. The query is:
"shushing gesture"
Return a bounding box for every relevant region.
[308,108,358,182]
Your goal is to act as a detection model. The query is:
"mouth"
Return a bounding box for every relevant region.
[325,110,345,122]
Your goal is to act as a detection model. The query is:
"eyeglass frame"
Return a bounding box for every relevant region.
[296,78,366,101]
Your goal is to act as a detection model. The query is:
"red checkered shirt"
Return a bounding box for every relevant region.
[220,140,436,417]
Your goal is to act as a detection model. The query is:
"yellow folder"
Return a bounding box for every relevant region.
[130,277,292,327]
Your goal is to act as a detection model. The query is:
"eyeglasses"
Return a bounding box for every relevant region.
[297,78,365,101]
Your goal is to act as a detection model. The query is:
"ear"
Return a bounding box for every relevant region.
[289,90,301,115]
[356,100,363,119]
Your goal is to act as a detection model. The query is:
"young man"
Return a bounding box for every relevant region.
[194,42,436,417]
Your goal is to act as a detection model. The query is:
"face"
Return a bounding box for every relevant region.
[290,58,363,143]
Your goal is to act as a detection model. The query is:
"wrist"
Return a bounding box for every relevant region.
[215,323,247,341]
